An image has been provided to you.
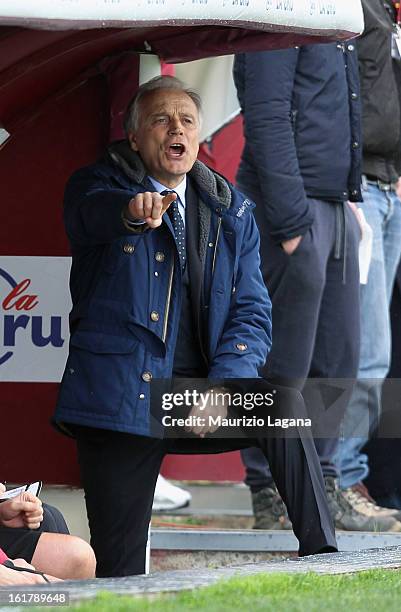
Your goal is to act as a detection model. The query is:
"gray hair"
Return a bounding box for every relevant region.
[123,75,202,135]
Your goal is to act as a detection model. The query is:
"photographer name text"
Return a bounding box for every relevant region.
[162,415,311,429]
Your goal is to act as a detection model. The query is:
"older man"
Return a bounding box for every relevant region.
[54,76,336,577]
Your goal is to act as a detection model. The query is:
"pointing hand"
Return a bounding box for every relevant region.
[127,191,176,229]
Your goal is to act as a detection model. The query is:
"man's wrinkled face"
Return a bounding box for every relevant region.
[128,89,200,188]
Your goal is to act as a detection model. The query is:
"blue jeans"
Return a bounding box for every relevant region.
[335,182,401,488]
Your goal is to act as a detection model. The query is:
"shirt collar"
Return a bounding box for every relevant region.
[148,176,187,208]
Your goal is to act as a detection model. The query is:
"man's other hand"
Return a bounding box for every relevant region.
[185,387,229,438]
[281,235,302,255]
[127,191,177,229]
[0,492,43,530]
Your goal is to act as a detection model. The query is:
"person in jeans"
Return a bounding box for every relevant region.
[234,39,401,532]
[334,0,401,524]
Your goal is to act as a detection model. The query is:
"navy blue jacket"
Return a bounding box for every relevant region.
[234,43,362,244]
[54,143,272,437]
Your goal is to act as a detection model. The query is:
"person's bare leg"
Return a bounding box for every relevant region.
[31,532,96,579]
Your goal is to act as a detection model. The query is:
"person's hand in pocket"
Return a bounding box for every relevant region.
[281,235,303,255]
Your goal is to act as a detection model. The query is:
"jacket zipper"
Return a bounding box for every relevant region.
[198,313,210,370]
[198,216,222,368]
[212,217,222,276]
[162,258,175,342]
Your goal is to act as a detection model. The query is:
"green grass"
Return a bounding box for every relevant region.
[57,569,401,612]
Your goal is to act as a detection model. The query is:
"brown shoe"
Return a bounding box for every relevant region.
[325,477,401,532]
[352,481,375,503]
[344,483,401,523]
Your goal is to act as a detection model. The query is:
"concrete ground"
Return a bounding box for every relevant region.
[40,482,251,543]
[2,483,401,606]
[39,483,401,565]
[2,546,401,606]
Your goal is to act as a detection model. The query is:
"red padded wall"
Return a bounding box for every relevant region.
[0,57,245,484]
[0,74,109,483]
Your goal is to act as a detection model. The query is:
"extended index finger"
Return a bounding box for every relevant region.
[161,192,177,213]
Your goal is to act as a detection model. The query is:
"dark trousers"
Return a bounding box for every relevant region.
[75,403,337,577]
[239,196,360,486]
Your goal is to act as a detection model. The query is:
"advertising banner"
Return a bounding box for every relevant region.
[0,257,71,382]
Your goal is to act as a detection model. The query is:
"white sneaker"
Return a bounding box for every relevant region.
[152,475,192,511]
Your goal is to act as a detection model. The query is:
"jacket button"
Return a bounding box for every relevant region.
[155,252,165,262]
[142,371,152,382]
[150,311,160,322]
[347,44,354,51]
[139,393,145,399]
[352,141,359,149]
[215,207,221,214]
[352,189,359,196]
[236,343,248,351]
[351,92,358,100]
[123,244,135,254]
[208,242,214,248]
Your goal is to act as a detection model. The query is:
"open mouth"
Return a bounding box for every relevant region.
[168,143,186,157]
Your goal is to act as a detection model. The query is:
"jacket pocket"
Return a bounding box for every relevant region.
[70,330,138,353]
[58,330,139,418]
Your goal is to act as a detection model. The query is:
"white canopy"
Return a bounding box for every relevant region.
[0,0,363,38]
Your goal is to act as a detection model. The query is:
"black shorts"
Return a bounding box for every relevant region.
[0,527,41,562]
[0,503,69,563]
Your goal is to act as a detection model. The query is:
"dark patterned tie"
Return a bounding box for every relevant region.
[162,191,186,270]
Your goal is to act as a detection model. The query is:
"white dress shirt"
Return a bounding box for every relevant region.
[149,176,187,227]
